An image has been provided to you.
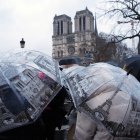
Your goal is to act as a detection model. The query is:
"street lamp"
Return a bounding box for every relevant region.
[20,38,25,48]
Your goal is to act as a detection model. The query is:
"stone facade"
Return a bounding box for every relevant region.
[52,7,98,63]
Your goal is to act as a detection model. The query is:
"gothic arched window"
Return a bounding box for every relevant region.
[67,22,69,34]
[61,51,63,56]
[58,51,60,57]
[83,48,86,54]
[61,20,63,34]
[79,48,82,54]
[57,21,60,35]
[79,48,86,55]
[79,17,82,31]
[83,16,86,30]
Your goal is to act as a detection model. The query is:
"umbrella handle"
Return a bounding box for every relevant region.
[127,67,133,76]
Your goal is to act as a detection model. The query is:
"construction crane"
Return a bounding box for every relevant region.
[117,20,138,53]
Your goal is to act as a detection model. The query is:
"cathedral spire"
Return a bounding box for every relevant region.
[94,13,98,36]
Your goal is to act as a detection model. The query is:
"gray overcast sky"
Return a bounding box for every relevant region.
[0,0,119,56]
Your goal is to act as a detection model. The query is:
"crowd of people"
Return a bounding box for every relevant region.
[0,53,140,140]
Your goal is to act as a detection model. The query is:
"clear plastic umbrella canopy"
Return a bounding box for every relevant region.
[0,50,62,132]
[63,62,140,138]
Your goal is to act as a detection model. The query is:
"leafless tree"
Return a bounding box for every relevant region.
[100,0,140,41]
[94,32,133,64]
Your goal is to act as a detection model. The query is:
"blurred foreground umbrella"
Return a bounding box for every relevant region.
[123,55,140,82]
[0,50,62,133]
[63,62,140,138]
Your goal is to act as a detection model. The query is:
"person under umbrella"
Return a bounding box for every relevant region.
[59,57,83,140]
[62,62,140,140]
[123,55,140,82]
[0,50,68,140]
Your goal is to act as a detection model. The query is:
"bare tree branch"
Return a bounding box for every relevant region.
[100,0,140,42]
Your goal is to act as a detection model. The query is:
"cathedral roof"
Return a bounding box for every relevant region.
[75,7,93,17]
[54,14,71,20]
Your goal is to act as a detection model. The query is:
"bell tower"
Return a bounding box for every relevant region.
[74,7,96,63]
[52,14,73,59]
[74,7,94,33]
[53,14,72,36]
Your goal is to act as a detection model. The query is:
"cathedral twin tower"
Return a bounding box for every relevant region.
[52,7,98,60]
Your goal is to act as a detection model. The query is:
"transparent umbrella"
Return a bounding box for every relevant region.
[63,62,140,138]
[0,50,62,133]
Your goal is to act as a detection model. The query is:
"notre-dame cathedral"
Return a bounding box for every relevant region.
[52,7,98,63]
